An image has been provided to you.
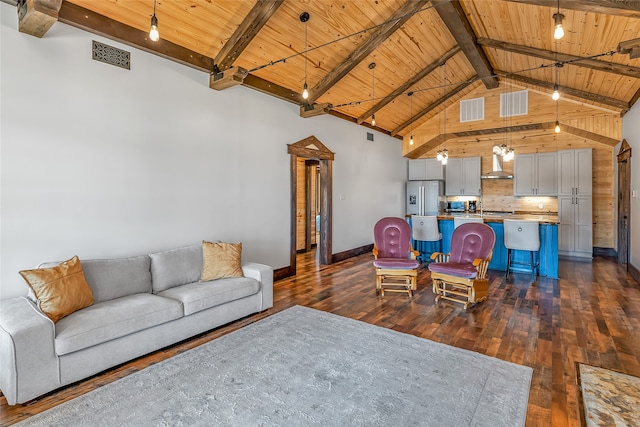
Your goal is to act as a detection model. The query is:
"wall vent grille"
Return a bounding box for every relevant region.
[500,89,528,117]
[459,97,484,122]
[92,41,130,70]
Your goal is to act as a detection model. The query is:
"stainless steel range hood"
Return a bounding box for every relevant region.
[481,146,513,179]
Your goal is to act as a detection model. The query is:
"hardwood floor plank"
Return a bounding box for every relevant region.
[1,251,639,427]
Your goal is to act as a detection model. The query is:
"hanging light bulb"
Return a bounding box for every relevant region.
[553,13,565,40]
[369,62,376,127]
[300,12,310,101]
[408,91,414,145]
[552,84,560,101]
[555,121,561,133]
[437,150,443,161]
[149,0,159,42]
[441,148,448,165]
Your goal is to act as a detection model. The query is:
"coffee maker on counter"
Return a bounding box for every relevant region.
[468,201,477,213]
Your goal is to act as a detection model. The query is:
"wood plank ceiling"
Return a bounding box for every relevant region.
[10,0,640,140]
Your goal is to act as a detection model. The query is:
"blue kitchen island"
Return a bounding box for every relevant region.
[410,213,559,279]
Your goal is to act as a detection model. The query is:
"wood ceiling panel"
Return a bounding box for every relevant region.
[57,0,638,135]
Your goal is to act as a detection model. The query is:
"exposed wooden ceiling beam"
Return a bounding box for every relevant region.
[242,74,302,104]
[356,46,461,125]
[479,38,640,80]
[619,37,640,60]
[306,0,429,104]
[431,0,499,89]
[405,120,617,158]
[541,122,620,146]
[18,0,63,38]
[214,0,283,73]
[390,79,473,137]
[497,70,630,112]
[503,0,640,19]
[58,2,214,72]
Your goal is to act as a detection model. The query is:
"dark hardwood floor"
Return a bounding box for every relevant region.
[1,250,639,426]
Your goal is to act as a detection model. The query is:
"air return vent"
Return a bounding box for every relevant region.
[92,41,130,70]
[500,89,528,117]
[459,97,484,122]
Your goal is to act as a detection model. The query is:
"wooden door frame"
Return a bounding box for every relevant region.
[617,139,632,267]
[288,136,334,276]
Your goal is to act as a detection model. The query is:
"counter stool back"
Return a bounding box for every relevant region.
[453,217,484,228]
[411,215,441,262]
[503,219,540,281]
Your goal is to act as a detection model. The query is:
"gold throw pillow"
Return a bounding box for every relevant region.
[19,255,94,323]
[201,241,244,281]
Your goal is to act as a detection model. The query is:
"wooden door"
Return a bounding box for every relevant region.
[617,140,632,266]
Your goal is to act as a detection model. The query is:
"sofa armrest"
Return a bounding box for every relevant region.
[242,262,273,310]
[0,297,60,405]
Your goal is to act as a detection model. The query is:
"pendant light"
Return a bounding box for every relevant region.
[553,0,564,40]
[555,99,561,133]
[149,0,159,42]
[369,62,376,127]
[300,12,310,100]
[409,91,414,146]
[439,62,448,165]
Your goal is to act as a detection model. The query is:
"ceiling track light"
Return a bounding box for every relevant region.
[149,0,159,42]
[369,62,376,127]
[300,12,310,101]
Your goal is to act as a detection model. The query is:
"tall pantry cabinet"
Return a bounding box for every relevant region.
[557,149,592,258]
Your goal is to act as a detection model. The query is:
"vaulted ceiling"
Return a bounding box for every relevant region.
[9,0,640,140]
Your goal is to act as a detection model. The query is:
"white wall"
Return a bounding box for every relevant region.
[0,3,407,300]
[622,101,640,271]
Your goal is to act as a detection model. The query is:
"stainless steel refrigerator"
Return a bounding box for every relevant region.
[406,180,445,215]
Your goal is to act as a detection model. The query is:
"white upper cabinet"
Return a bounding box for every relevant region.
[513,152,557,196]
[408,159,444,180]
[558,149,592,196]
[445,157,481,196]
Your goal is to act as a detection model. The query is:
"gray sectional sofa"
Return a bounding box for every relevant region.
[0,244,273,405]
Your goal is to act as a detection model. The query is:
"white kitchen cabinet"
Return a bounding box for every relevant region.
[408,159,444,180]
[513,152,557,196]
[557,149,592,258]
[445,157,481,196]
[558,149,592,196]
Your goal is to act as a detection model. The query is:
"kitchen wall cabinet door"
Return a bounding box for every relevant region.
[558,149,592,196]
[558,195,592,258]
[408,159,444,180]
[513,152,557,196]
[445,157,481,196]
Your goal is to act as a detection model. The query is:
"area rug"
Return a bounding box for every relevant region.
[18,306,532,426]
[577,363,640,426]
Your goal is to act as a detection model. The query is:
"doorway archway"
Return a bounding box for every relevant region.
[288,136,334,275]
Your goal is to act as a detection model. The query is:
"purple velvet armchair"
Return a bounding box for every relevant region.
[372,217,420,297]
[428,222,496,308]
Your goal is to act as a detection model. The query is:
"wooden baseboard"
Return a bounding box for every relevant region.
[273,266,292,282]
[331,244,374,264]
[630,263,640,286]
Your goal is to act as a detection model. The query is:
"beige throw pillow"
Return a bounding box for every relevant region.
[19,255,94,323]
[201,241,244,281]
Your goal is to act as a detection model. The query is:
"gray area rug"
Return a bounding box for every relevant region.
[18,306,532,426]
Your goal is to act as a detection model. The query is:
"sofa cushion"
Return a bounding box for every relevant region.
[20,256,94,323]
[201,241,244,281]
[158,277,260,316]
[39,256,152,303]
[150,245,202,293]
[54,294,183,356]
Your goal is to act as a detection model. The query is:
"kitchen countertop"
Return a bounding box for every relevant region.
[408,211,559,224]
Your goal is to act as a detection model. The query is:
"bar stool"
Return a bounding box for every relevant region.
[411,215,441,262]
[503,219,540,281]
[453,217,484,228]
